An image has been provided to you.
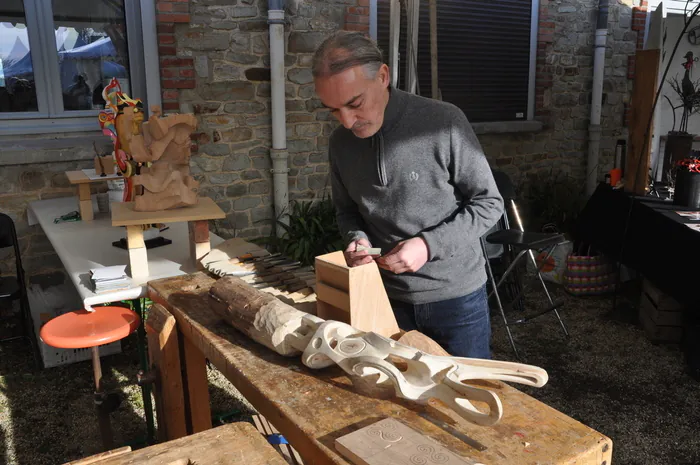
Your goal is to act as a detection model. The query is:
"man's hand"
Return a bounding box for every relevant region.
[376,237,429,274]
[344,238,380,267]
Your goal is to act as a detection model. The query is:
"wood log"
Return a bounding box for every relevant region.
[209,276,316,356]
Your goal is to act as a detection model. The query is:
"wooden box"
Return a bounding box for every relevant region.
[638,279,685,343]
[314,251,400,338]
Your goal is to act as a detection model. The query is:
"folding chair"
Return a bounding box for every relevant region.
[0,213,41,367]
[482,171,569,360]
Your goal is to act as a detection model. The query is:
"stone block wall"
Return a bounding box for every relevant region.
[158,0,367,239]
[479,0,641,185]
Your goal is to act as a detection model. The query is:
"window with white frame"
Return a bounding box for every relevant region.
[375,0,538,123]
[0,0,142,134]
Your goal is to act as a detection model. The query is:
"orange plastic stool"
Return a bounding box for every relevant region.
[40,306,140,450]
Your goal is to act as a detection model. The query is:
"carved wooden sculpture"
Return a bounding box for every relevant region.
[130,108,199,211]
[209,276,548,427]
[98,77,199,210]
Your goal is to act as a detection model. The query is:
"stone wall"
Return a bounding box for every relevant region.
[159,0,367,239]
[479,0,641,186]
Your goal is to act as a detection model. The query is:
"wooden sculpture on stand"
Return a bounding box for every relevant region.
[98,77,199,210]
[129,108,199,211]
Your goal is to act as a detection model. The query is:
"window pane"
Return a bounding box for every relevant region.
[52,0,130,111]
[0,1,39,113]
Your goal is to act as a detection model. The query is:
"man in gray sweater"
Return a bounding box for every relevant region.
[312,31,504,359]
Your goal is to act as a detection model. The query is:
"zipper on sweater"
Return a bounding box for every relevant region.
[376,131,388,186]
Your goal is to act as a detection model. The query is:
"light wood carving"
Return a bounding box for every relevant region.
[208,276,548,427]
[130,108,199,211]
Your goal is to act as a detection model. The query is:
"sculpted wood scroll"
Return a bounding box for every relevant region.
[208,276,548,427]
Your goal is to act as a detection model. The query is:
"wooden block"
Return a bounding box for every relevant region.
[146,303,187,441]
[79,200,94,222]
[639,301,683,343]
[128,246,149,280]
[625,48,660,195]
[188,220,210,243]
[126,225,145,250]
[315,251,400,338]
[316,282,350,312]
[78,183,92,201]
[190,240,211,269]
[335,418,473,465]
[642,279,683,311]
[639,293,684,327]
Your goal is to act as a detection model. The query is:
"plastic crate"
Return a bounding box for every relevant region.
[28,283,122,369]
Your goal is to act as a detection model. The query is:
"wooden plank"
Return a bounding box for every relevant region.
[148,272,613,465]
[335,418,473,465]
[63,447,131,465]
[62,423,287,465]
[66,170,90,184]
[181,334,213,434]
[111,196,225,226]
[626,48,660,195]
[254,415,295,465]
[66,170,121,185]
[267,417,305,465]
[145,303,188,441]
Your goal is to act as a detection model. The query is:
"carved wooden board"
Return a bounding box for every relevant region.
[336,418,478,465]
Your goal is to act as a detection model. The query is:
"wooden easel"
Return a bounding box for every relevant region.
[314,251,400,338]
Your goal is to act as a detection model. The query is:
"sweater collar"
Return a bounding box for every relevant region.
[380,86,407,134]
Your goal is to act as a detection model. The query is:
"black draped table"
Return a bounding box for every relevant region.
[575,184,699,308]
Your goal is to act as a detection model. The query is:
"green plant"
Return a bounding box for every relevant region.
[254,197,345,267]
[518,169,586,235]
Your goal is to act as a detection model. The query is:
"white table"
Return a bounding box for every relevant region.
[28,196,224,310]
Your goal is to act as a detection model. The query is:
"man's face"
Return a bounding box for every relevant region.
[314,63,390,139]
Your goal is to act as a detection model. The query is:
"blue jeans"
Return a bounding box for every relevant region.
[390,284,491,359]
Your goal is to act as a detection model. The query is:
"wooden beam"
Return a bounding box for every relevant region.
[146,303,188,441]
[626,48,660,195]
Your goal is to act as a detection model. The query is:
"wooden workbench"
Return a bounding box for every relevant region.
[148,272,613,465]
[65,422,287,464]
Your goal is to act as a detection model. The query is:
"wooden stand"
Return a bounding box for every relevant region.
[111,197,225,280]
[66,170,123,222]
[314,251,400,338]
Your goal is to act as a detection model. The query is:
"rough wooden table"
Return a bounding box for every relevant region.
[148,272,613,465]
[64,422,287,464]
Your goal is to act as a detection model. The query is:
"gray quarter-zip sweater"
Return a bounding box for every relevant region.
[329,87,504,304]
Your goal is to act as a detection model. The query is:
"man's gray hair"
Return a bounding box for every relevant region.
[312,31,384,79]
